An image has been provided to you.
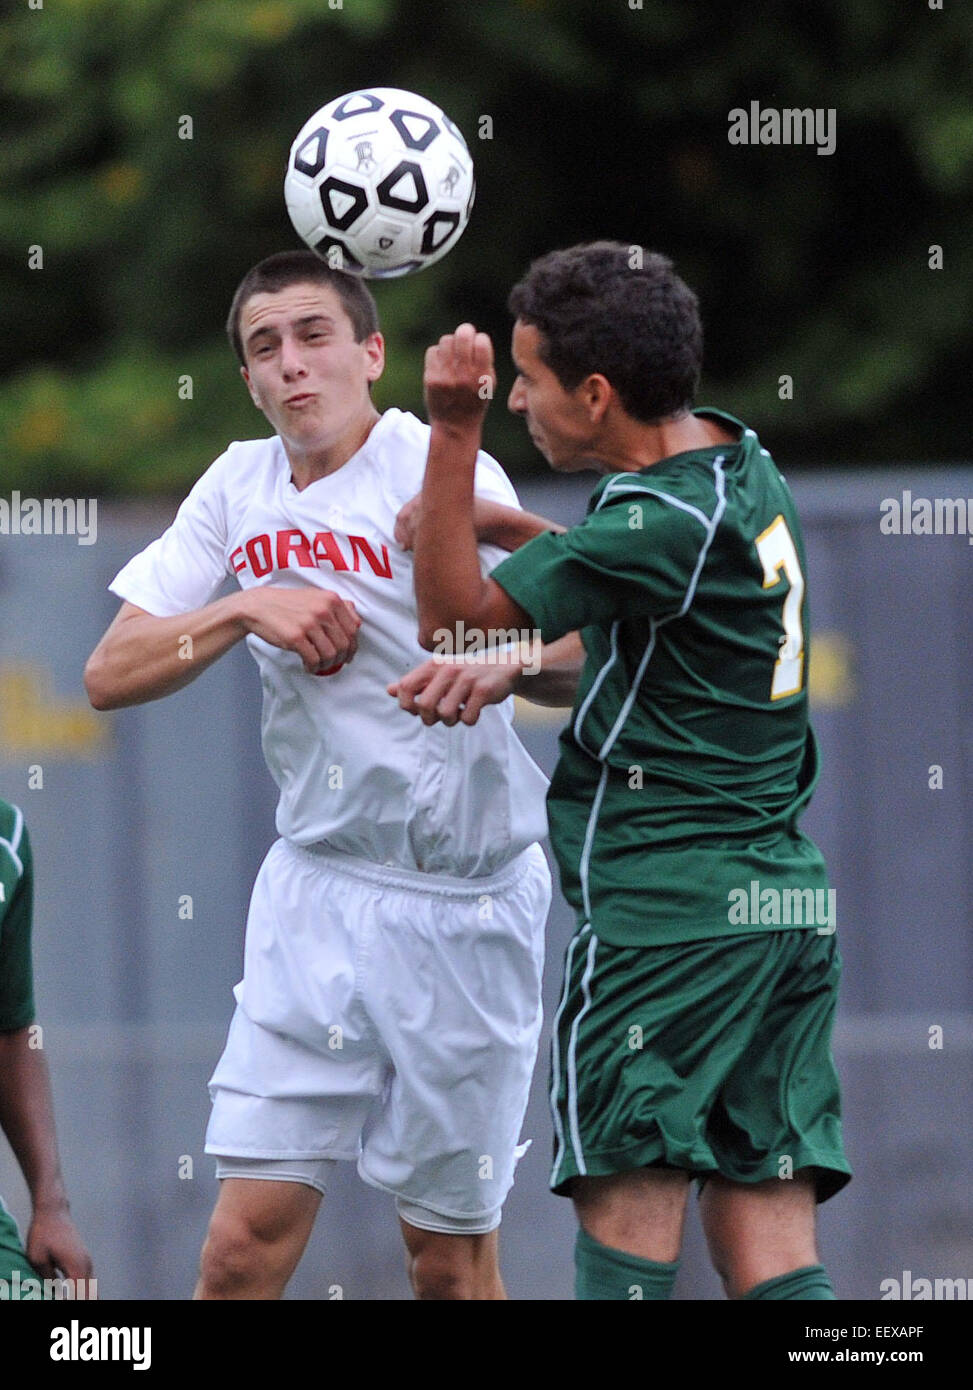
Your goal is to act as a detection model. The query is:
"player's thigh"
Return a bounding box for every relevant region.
[699,1170,819,1295]
[361,846,550,1222]
[708,929,849,1199]
[571,1167,692,1264]
[205,1176,322,1258]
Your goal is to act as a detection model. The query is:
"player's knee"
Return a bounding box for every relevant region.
[406,1243,476,1301]
[705,1240,764,1300]
[198,1213,272,1296]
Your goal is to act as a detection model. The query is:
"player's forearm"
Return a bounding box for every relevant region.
[514,632,585,706]
[415,422,493,647]
[0,1030,69,1213]
[476,500,566,552]
[84,591,250,710]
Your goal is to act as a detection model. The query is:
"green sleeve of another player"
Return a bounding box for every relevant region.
[0,826,35,1032]
[491,488,712,644]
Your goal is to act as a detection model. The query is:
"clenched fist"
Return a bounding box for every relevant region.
[242,587,361,675]
[424,323,497,433]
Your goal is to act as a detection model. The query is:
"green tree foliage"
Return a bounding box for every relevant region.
[2,0,972,495]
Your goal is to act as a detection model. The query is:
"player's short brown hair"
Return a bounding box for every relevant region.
[508,241,703,423]
[227,251,380,365]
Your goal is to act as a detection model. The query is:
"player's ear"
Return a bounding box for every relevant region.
[364,331,385,384]
[241,365,262,408]
[583,373,613,425]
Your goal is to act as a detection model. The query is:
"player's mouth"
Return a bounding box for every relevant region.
[285,392,317,408]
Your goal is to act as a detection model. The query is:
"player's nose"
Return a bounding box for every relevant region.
[280,335,308,379]
[507,378,526,414]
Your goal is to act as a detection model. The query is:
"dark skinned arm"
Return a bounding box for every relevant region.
[0,1025,92,1281]
[414,324,543,650]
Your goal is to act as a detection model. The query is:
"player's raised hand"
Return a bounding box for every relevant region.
[241,587,361,675]
[424,323,496,433]
[388,652,519,727]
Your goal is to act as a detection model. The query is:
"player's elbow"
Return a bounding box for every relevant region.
[83,651,122,711]
[84,672,114,712]
[417,625,440,653]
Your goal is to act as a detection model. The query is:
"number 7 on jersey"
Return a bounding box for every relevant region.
[755,514,805,700]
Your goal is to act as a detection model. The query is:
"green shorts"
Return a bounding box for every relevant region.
[550,927,851,1202]
[0,1197,39,1286]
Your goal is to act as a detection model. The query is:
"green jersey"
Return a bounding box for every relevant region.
[0,800,34,1030]
[492,409,829,946]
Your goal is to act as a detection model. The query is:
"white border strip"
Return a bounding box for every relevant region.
[550,925,591,1184]
[565,930,599,1178]
[599,476,711,530]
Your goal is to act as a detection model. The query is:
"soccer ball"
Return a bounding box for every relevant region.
[284,88,475,279]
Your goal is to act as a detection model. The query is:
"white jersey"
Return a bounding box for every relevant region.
[110,408,549,878]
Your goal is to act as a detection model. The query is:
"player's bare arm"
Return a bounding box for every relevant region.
[395,492,565,553]
[0,1026,93,1282]
[414,324,537,649]
[85,587,361,711]
[389,632,585,726]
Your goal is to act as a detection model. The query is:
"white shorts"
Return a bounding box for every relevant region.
[205,838,551,1233]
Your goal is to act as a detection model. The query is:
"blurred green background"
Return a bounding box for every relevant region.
[2,0,972,497]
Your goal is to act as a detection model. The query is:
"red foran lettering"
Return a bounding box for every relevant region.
[348,535,392,578]
[233,529,393,580]
[245,534,274,577]
[276,529,314,570]
[311,531,350,572]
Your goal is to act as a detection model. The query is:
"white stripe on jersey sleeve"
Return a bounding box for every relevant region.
[0,804,25,878]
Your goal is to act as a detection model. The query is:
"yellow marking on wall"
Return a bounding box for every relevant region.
[809,632,857,708]
[513,696,572,728]
[0,664,109,759]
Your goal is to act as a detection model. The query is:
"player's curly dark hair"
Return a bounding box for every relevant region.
[507,241,703,422]
[227,251,380,365]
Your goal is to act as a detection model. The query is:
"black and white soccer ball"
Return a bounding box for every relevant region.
[284,88,475,279]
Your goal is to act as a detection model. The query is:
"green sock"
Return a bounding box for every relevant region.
[741,1265,836,1300]
[575,1226,680,1301]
